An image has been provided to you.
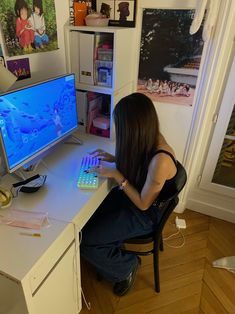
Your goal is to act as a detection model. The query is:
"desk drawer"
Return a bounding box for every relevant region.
[29,223,74,294]
[32,242,81,314]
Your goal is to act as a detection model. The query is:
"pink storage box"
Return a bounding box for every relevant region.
[92,116,110,130]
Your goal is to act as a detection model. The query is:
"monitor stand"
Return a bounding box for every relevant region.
[13,160,42,181]
[64,134,83,145]
[13,169,28,181]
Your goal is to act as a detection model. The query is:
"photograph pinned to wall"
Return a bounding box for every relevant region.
[96,0,136,26]
[7,58,31,81]
[137,9,205,106]
[96,0,115,19]
[0,44,6,67]
[0,0,58,57]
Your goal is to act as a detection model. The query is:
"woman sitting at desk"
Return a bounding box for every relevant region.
[81,92,177,296]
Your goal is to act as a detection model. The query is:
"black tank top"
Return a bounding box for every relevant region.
[153,149,178,201]
[116,149,179,225]
[155,149,177,165]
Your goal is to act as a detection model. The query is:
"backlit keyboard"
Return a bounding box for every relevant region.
[77,155,100,189]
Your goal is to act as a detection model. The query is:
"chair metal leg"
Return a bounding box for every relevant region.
[96,272,103,281]
[153,249,160,293]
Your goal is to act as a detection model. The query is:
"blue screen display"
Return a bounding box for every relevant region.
[0,74,78,171]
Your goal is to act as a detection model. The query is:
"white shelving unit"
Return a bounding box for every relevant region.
[64,24,136,139]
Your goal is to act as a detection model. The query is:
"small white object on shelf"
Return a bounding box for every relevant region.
[85,13,109,27]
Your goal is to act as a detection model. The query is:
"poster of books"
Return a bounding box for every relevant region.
[0,0,58,56]
[137,9,204,106]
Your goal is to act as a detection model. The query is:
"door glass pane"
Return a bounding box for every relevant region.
[212,105,235,188]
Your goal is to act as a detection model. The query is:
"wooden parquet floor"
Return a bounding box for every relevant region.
[80,209,235,314]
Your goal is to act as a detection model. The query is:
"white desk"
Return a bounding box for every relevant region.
[0,133,114,314]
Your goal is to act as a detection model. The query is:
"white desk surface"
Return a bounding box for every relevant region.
[0,133,114,284]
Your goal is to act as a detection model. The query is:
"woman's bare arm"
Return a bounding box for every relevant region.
[96,153,176,210]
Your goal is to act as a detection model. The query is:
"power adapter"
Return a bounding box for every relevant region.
[175,216,186,229]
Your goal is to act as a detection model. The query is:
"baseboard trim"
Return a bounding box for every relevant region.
[186,199,235,223]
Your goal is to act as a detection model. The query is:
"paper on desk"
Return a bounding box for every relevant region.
[0,209,50,230]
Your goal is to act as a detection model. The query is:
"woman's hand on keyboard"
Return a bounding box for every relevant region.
[88,161,118,179]
[88,160,125,185]
[89,149,115,162]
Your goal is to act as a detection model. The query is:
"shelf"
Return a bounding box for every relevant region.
[76,83,113,94]
[64,24,136,140]
[65,24,135,33]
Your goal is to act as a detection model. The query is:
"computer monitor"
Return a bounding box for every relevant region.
[0,73,79,174]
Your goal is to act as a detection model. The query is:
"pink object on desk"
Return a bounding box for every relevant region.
[1,209,49,230]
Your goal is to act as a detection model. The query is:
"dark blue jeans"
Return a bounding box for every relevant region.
[80,187,157,283]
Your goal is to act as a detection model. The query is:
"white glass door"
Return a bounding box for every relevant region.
[200,54,235,197]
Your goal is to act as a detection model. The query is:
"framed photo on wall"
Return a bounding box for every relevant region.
[96,0,137,27]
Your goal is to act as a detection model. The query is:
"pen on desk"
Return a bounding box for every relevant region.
[19,232,41,237]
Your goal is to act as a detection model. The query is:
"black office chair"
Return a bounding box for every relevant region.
[123,161,187,293]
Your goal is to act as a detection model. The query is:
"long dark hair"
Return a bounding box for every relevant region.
[113,92,160,191]
[33,0,44,15]
[15,0,30,18]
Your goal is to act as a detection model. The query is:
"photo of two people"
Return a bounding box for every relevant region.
[0,0,58,56]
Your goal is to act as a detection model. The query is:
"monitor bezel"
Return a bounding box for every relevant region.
[0,73,79,174]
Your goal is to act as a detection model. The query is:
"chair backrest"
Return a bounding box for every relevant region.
[157,160,187,203]
[153,161,187,240]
